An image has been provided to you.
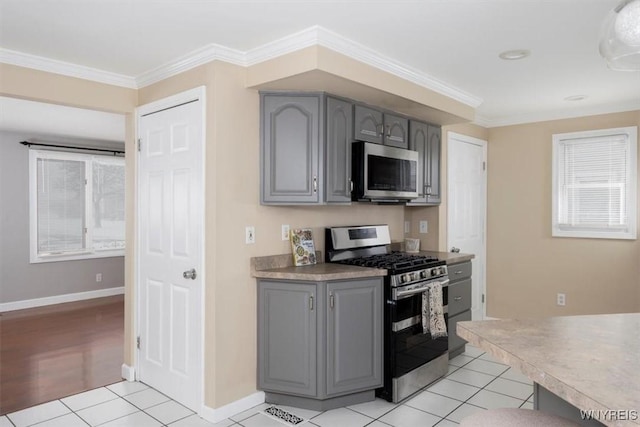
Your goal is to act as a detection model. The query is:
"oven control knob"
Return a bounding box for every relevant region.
[410,272,417,281]
[401,274,409,283]
[431,268,438,277]
[420,270,428,279]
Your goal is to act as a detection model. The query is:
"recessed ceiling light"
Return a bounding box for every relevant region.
[498,49,531,60]
[564,95,589,101]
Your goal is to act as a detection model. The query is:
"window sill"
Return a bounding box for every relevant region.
[30,250,125,264]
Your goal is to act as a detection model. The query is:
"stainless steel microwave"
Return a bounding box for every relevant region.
[352,141,419,202]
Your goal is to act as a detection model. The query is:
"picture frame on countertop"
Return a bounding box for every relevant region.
[290,228,317,266]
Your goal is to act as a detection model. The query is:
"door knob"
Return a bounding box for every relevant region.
[450,247,461,253]
[183,268,197,280]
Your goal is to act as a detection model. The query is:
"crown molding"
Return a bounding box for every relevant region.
[480,99,640,128]
[1,27,482,109]
[135,25,483,108]
[0,48,137,89]
[135,43,245,88]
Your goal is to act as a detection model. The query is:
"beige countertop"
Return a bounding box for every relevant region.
[251,253,386,281]
[457,314,640,427]
[251,250,473,281]
[417,250,474,265]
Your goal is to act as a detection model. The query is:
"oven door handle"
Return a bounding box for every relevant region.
[394,279,450,299]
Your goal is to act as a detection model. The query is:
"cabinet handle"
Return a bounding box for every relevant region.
[426,186,432,196]
[309,296,314,311]
[330,293,335,309]
[313,176,317,193]
[455,270,463,275]
[378,124,384,136]
[386,125,391,138]
[349,179,354,192]
[453,296,463,301]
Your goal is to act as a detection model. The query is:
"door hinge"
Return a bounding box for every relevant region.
[83,227,87,234]
[482,294,485,303]
[136,336,141,349]
[137,138,141,152]
[483,161,486,171]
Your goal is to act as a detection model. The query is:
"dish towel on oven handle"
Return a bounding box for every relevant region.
[422,281,448,338]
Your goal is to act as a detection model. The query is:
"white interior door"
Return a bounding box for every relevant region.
[447,132,487,320]
[137,87,205,411]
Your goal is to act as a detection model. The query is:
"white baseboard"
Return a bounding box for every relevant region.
[121,364,136,381]
[0,286,125,312]
[200,391,265,424]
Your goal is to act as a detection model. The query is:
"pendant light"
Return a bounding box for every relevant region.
[599,0,640,71]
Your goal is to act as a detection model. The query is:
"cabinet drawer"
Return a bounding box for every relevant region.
[448,261,471,281]
[448,278,471,317]
[448,310,471,354]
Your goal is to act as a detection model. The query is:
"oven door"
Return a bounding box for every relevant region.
[390,281,448,378]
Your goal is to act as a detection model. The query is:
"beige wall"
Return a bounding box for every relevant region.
[486,111,640,318]
[138,61,407,408]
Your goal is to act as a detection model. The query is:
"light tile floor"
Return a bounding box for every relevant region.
[2,346,534,427]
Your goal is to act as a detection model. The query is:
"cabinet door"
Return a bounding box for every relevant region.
[448,278,472,317]
[408,120,429,204]
[426,125,441,203]
[448,310,471,356]
[326,278,383,396]
[258,281,317,397]
[383,113,409,149]
[326,97,353,203]
[354,105,383,144]
[261,94,321,204]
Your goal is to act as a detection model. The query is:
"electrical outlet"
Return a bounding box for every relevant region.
[419,220,428,234]
[404,221,410,233]
[96,273,102,282]
[557,293,566,306]
[282,224,290,241]
[245,226,255,244]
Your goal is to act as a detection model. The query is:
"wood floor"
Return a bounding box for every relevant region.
[0,295,124,415]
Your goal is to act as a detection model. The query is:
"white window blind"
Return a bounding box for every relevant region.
[552,126,637,239]
[29,150,125,262]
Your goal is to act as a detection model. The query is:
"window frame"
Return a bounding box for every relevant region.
[551,126,637,240]
[29,149,125,263]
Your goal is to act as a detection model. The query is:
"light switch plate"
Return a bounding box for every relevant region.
[281,224,290,241]
[419,220,428,234]
[404,221,410,233]
[245,226,255,244]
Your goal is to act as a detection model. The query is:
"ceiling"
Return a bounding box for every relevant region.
[1,0,639,128]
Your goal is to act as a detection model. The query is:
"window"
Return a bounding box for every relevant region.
[552,126,637,240]
[29,150,125,262]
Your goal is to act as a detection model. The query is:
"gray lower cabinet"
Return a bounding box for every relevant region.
[258,277,383,410]
[261,93,322,204]
[447,261,472,358]
[354,105,409,149]
[407,120,441,205]
[325,97,353,203]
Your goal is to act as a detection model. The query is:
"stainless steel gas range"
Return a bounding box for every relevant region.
[325,224,450,403]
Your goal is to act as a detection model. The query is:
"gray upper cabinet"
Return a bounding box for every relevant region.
[325,97,353,203]
[326,278,382,396]
[258,277,383,405]
[383,113,409,149]
[354,105,408,149]
[354,105,384,145]
[261,93,322,204]
[408,120,441,205]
